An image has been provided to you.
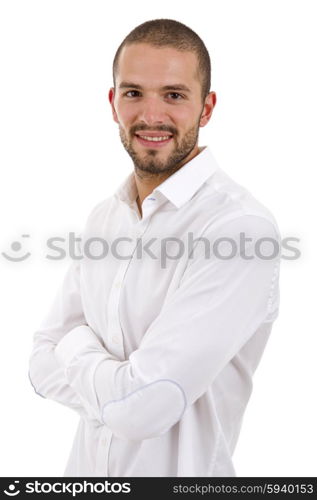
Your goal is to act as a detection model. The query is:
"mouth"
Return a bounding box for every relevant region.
[134,132,173,148]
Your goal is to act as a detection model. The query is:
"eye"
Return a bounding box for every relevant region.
[167,92,184,100]
[124,90,141,98]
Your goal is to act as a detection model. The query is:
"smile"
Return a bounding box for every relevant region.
[135,133,173,148]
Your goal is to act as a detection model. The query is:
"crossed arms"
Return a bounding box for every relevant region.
[28,215,280,441]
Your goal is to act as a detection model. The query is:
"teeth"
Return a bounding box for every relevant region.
[138,135,171,142]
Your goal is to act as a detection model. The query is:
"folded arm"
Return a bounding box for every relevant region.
[28,255,103,425]
[54,215,281,440]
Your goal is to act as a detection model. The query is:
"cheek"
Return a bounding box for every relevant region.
[115,102,134,127]
[173,105,199,129]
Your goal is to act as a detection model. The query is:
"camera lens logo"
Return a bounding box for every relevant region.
[3,481,20,496]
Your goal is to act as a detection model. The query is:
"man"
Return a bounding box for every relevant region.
[28,18,281,477]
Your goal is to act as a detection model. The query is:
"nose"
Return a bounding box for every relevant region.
[137,96,167,126]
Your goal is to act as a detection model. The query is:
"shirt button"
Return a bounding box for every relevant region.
[102,438,107,446]
[112,335,120,344]
[114,281,121,289]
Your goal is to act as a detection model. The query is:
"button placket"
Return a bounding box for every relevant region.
[107,262,128,357]
[106,216,152,357]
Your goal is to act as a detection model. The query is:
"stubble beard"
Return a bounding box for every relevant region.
[118,121,200,179]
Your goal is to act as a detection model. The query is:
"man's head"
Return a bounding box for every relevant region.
[109,19,216,177]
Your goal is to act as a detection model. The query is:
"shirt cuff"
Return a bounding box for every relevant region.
[55,325,102,368]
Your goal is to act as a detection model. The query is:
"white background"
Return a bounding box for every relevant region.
[0,0,316,477]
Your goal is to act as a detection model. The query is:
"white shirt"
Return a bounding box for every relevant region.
[28,146,281,477]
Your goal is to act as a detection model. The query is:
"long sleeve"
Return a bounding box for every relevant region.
[28,255,103,425]
[54,214,281,441]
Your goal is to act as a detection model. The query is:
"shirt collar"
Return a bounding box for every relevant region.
[114,146,218,209]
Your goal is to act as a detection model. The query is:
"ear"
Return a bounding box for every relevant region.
[199,91,217,127]
[108,87,119,124]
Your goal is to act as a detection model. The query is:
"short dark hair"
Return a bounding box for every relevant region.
[112,18,211,102]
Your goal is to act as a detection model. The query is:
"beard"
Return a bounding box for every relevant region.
[118,120,201,177]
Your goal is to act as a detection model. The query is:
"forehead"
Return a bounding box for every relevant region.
[116,43,200,89]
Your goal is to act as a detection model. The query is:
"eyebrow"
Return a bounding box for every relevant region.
[118,82,191,93]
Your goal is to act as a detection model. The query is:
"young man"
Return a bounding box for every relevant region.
[29,19,281,477]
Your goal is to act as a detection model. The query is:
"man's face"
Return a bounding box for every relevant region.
[109,43,216,176]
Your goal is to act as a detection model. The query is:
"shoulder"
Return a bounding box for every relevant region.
[86,195,116,222]
[200,167,280,241]
[82,195,118,233]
